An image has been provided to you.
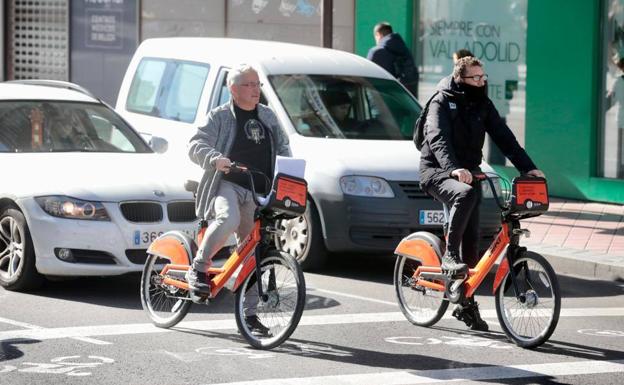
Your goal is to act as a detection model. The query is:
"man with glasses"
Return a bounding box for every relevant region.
[419,56,544,331]
[187,64,290,312]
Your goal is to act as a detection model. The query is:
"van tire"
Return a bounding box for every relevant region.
[275,200,327,271]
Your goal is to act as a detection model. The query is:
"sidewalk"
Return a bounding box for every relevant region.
[519,198,624,281]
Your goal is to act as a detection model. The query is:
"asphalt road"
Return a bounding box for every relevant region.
[1,254,624,385]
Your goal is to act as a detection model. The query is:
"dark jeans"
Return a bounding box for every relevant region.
[424,178,482,268]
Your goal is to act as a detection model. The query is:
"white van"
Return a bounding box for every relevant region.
[116,38,501,269]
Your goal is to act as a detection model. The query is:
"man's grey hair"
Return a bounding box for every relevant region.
[227,64,258,87]
[453,56,483,82]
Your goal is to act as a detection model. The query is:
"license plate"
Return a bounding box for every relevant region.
[419,210,445,225]
[132,229,197,247]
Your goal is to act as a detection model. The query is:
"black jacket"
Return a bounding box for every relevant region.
[368,33,419,96]
[419,76,536,187]
[367,33,412,76]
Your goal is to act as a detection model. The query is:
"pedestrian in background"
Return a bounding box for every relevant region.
[367,22,419,98]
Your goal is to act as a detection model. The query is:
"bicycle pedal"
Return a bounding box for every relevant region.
[190,291,210,304]
[442,270,467,280]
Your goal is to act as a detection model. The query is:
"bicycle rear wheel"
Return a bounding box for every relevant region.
[234,250,306,349]
[495,251,561,348]
[394,255,448,327]
[140,253,192,328]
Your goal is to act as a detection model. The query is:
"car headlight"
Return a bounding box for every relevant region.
[35,196,111,221]
[481,177,503,199]
[340,176,395,198]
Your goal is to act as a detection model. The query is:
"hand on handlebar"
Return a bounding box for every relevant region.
[451,168,473,184]
[526,169,546,178]
[215,157,232,173]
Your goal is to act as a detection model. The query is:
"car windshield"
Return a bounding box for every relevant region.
[0,101,152,153]
[269,75,421,140]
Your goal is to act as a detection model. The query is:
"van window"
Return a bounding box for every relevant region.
[127,59,167,114]
[162,63,209,122]
[269,75,421,140]
[127,58,210,123]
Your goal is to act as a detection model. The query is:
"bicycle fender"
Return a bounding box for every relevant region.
[492,258,510,294]
[394,231,443,266]
[146,231,195,265]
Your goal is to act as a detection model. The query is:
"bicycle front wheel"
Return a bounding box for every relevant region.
[495,251,561,348]
[394,254,448,327]
[140,253,192,328]
[234,250,306,349]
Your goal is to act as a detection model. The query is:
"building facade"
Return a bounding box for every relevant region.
[1,0,353,104]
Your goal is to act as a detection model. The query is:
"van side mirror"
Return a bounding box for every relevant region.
[149,136,168,154]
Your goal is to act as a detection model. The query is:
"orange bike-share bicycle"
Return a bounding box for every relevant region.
[140,164,307,349]
[394,174,561,348]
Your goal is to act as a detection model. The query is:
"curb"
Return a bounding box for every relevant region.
[525,243,624,282]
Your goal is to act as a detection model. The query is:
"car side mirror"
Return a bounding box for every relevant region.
[149,136,168,154]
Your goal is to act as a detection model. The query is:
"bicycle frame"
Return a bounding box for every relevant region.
[147,219,263,299]
[395,174,543,300]
[398,222,515,299]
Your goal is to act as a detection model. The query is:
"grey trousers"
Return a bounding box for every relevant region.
[192,181,256,272]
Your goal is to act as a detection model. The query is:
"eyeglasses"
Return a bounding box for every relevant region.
[238,81,263,88]
[461,74,488,82]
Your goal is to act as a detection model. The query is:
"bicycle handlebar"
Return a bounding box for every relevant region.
[228,162,267,208]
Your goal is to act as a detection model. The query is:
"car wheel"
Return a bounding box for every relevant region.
[275,200,327,271]
[0,208,43,291]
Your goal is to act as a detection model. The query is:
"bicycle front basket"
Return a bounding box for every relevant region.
[509,176,549,218]
[265,173,308,218]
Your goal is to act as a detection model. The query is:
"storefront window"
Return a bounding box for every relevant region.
[602,0,624,179]
[417,0,527,166]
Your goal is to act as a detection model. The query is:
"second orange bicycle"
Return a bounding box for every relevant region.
[394,174,561,348]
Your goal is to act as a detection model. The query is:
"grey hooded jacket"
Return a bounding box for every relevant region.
[188,101,291,218]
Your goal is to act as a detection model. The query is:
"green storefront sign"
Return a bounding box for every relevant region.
[356,0,624,203]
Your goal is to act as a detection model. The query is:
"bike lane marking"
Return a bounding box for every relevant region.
[1,307,624,342]
[0,355,114,377]
[206,359,624,385]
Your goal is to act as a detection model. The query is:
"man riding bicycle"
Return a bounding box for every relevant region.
[187,64,290,317]
[419,56,545,331]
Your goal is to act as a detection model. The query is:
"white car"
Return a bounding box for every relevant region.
[0,81,198,291]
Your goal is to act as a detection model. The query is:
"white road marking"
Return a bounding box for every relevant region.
[0,316,109,345]
[0,308,623,342]
[207,359,624,385]
[0,316,44,329]
[310,287,398,306]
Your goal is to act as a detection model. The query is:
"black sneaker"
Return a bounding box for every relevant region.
[441,252,468,276]
[245,315,272,336]
[452,298,489,331]
[185,269,211,294]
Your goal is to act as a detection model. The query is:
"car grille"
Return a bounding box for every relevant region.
[120,202,163,223]
[167,201,197,222]
[397,182,429,199]
[126,249,148,264]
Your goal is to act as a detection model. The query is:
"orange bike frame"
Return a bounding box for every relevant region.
[160,220,262,298]
[414,223,511,298]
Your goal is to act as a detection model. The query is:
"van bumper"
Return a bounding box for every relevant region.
[315,182,501,254]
